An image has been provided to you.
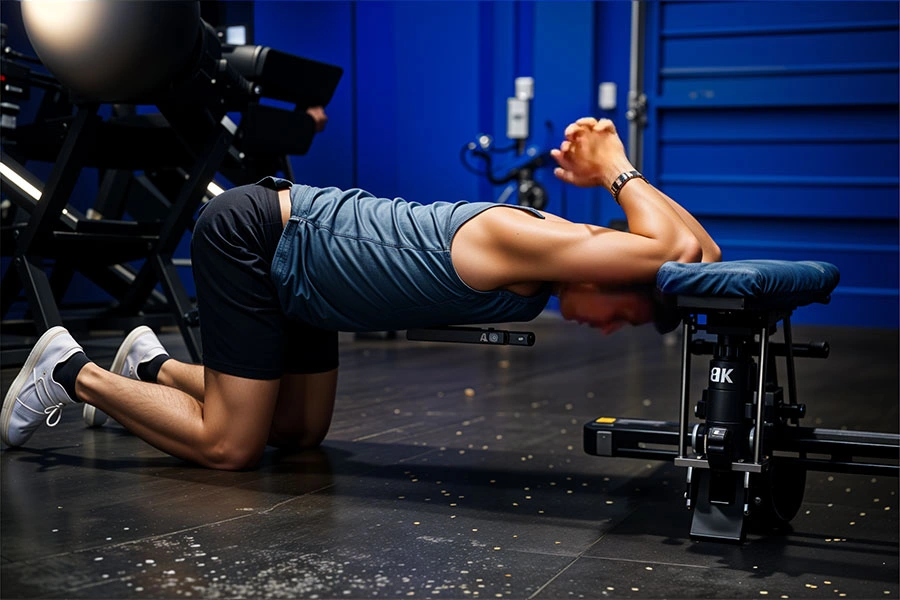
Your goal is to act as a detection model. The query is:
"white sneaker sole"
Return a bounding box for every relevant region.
[2,326,70,447]
[83,325,155,427]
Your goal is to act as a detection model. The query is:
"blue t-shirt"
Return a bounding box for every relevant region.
[264,177,551,332]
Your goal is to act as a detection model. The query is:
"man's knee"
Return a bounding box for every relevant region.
[268,423,329,451]
[202,439,266,471]
[200,368,283,470]
[269,370,337,451]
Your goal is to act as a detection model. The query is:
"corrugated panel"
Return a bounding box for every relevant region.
[643,1,900,327]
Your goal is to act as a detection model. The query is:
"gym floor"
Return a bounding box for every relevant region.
[1,316,897,599]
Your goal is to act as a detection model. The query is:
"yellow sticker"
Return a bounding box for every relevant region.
[595,417,617,424]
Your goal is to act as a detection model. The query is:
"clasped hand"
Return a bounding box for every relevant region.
[550,118,635,191]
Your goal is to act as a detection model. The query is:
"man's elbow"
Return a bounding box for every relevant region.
[674,235,703,264]
[704,241,723,263]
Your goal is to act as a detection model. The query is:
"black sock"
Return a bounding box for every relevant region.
[137,354,170,383]
[53,352,91,402]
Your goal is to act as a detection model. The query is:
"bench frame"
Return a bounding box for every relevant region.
[584,296,899,543]
[404,262,899,543]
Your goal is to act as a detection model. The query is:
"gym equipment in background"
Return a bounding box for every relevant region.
[2,0,237,366]
[0,0,342,365]
[460,77,553,210]
[583,260,899,542]
[407,326,534,347]
[21,0,204,104]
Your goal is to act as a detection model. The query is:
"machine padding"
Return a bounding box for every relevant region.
[657,260,840,308]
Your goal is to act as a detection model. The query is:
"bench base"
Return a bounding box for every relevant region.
[585,263,897,542]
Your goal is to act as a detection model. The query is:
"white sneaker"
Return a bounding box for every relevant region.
[2,326,83,447]
[83,326,168,427]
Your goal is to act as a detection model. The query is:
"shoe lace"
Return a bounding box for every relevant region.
[16,376,65,427]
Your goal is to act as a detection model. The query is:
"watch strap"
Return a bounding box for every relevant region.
[610,170,648,204]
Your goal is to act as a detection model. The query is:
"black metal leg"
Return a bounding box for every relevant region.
[120,120,233,313]
[689,469,747,543]
[782,316,800,425]
[678,317,693,458]
[152,254,202,363]
[753,327,770,465]
[15,254,62,330]
[5,104,99,339]
[92,169,133,220]
[16,105,98,254]
[49,262,76,305]
[117,113,234,361]
[80,263,168,310]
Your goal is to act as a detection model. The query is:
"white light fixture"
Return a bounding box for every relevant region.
[206,181,225,197]
[0,161,42,201]
[2,160,226,204]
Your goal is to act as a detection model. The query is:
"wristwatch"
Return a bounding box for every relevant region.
[610,170,648,204]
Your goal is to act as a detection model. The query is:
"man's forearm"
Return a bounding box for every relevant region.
[613,177,703,266]
[649,186,721,262]
[551,118,717,265]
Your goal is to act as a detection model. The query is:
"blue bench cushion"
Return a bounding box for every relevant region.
[656,260,840,308]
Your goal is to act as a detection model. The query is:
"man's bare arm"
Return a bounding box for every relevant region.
[550,119,703,270]
[563,117,721,263]
[652,188,721,262]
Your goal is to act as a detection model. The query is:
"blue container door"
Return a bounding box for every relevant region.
[641,1,899,326]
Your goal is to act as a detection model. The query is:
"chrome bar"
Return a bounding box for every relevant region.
[753,327,769,464]
[782,315,800,424]
[674,457,764,474]
[627,0,646,168]
[678,318,693,458]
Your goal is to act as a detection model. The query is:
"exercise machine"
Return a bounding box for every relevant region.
[1,1,341,364]
[584,260,900,542]
[407,260,899,542]
[460,77,553,210]
[2,2,251,364]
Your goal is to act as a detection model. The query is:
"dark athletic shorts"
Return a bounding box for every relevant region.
[191,183,339,379]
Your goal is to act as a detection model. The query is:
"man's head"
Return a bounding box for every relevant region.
[556,283,656,335]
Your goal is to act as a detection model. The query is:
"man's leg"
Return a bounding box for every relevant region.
[79,180,320,467]
[85,361,338,451]
[113,359,337,450]
[84,360,337,451]
[156,360,205,400]
[267,369,338,450]
[76,364,279,470]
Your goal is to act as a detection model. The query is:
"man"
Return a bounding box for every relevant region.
[1,118,720,469]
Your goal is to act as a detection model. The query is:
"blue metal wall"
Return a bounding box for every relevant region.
[641,1,900,326]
